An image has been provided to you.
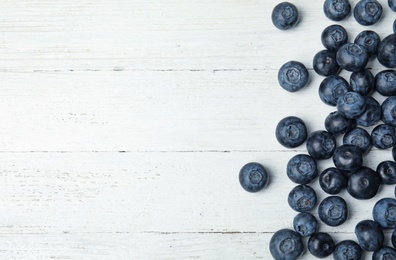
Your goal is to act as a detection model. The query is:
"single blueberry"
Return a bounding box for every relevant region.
[306,130,336,160]
[333,144,363,174]
[287,154,318,184]
[318,196,348,226]
[238,162,269,192]
[356,96,381,127]
[325,111,356,135]
[319,167,347,194]
[382,96,396,126]
[269,229,304,260]
[337,92,367,119]
[373,246,396,260]
[354,30,381,57]
[375,70,396,96]
[353,0,383,26]
[355,219,384,251]
[373,198,396,229]
[350,69,375,96]
[293,212,317,237]
[321,24,348,52]
[377,161,396,184]
[347,166,381,200]
[336,43,369,72]
[319,75,350,106]
[271,2,299,30]
[278,61,309,92]
[377,34,396,68]
[323,0,351,21]
[390,0,396,12]
[313,49,341,76]
[308,232,335,258]
[288,184,317,212]
[393,145,396,161]
[275,116,308,148]
[333,240,362,260]
[343,127,372,154]
[392,229,396,248]
[371,124,396,149]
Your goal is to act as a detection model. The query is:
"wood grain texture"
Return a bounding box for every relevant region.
[1,0,396,259]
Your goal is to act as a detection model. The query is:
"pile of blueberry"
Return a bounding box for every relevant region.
[238,0,396,259]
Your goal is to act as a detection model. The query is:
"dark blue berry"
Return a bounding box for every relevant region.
[333,144,363,174]
[375,70,396,96]
[269,229,304,260]
[377,161,396,184]
[318,196,348,226]
[333,240,362,260]
[389,0,396,11]
[288,185,317,212]
[325,111,355,135]
[278,61,309,92]
[373,198,396,229]
[377,34,396,68]
[319,75,350,106]
[271,2,299,30]
[239,162,269,192]
[392,229,396,248]
[381,96,396,126]
[306,130,336,160]
[308,232,335,258]
[350,69,375,96]
[355,219,384,251]
[323,0,351,21]
[353,0,383,26]
[336,43,369,72]
[393,145,396,161]
[356,96,381,127]
[337,92,367,119]
[354,30,381,57]
[313,49,340,76]
[293,212,317,237]
[321,24,348,52]
[371,124,396,149]
[319,167,347,194]
[347,166,381,200]
[343,127,372,154]
[275,116,308,148]
[373,246,396,260]
[287,154,318,184]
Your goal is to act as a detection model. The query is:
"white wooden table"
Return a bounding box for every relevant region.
[1,0,395,259]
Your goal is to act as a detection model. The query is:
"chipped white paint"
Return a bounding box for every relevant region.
[0,0,395,259]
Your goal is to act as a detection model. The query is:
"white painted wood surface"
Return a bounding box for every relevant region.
[1,0,396,259]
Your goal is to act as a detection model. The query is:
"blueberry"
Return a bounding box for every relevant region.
[333,144,363,174]
[394,19,396,33]
[373,198,396,229]
[325,111,356,135]
[375,70,396,96]
[343,127,372,154]
[389,0,396,12]
[323,0,351,21]
[353,0,383,26]
[336,43,369,72]
[319,167,347,194]
[356,96,381,127]
[382,96,396,127]
[313,49,341,76]
[319,75,350,106]
[337,92,367,119]
[354,30,381,57]
[373,246,396,260]
[321,24,348,52]
[355,219,384,251]
[393,145,396,161]
[238,162,269,192]
[392,229,396,248]
[371,124,396,149]
[287,154,318,184]
[288,185,317,212]
[377,161,396,184]
[306,130,336,160]
[278,61,309,92]
[269,229,304,260]
[347,166,381,200]
[308,232,335,258]
[350,69,375,96]
[271,2,299,30]
[318,196,348,226]
[377,34,396,68]
[333,240,362,260]
[275,116,308,148]
[293,212,317,237]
